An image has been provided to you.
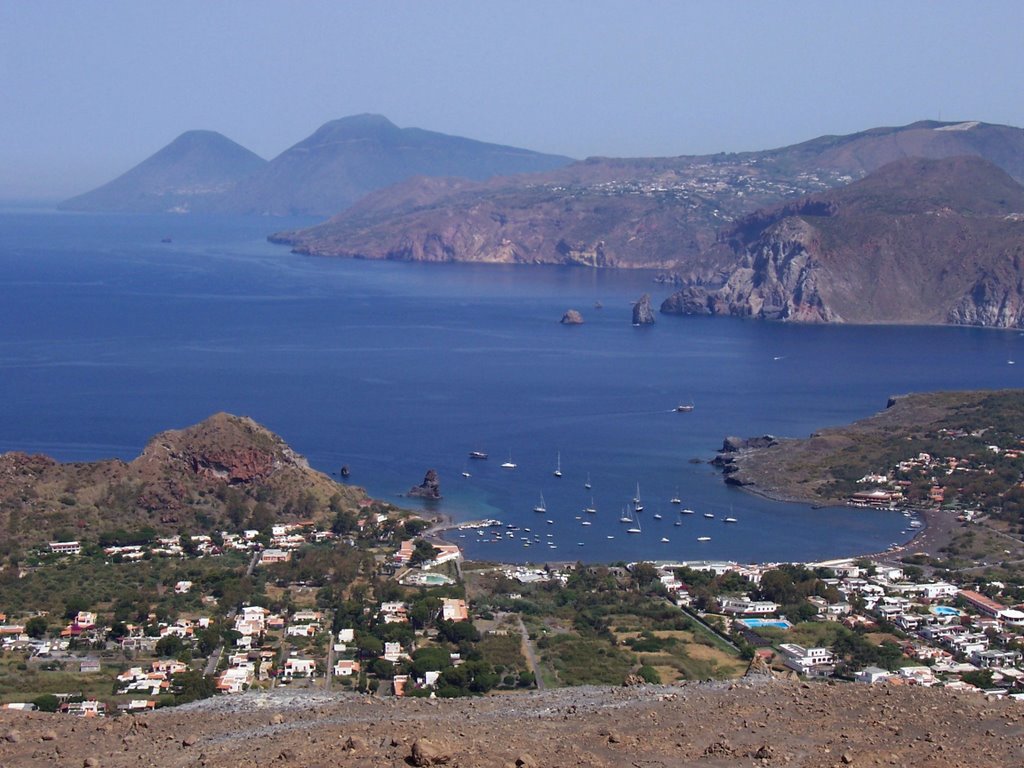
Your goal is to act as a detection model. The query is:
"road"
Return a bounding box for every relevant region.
[203,550,260,677]
[514,614,545,690]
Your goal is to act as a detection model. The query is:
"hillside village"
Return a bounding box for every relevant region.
[6,486,1024,718]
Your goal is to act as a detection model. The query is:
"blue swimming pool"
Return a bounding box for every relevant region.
[738,618,793,629]
[931,606,961,616]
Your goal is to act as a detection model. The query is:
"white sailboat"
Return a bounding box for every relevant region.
[533,493,547,514]
[619,504,633,524]
[670,489,681,505]
[584,473,592,490]
[633,482,644,512]
[553,452,563,478]
[501,451,517,469]
[583,495,597,514]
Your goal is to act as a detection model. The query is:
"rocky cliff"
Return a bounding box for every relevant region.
[661,156,1024,327]
[0,413,368,545]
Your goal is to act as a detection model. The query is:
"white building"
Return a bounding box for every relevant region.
[779,643,835,677]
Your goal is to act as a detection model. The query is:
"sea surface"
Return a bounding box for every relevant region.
[1,209,1022,564]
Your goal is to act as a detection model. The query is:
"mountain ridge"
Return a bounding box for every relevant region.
[61,115,574,216]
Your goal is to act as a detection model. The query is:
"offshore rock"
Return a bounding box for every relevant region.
[408,469,442,500]
[560,309,584,325]
[632,294,655,325]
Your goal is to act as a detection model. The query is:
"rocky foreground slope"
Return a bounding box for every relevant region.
[2,678,1022,767]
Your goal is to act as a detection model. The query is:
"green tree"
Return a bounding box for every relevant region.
[25,616,48,638]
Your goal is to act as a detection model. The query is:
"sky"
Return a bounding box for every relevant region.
[2,1,1024,200]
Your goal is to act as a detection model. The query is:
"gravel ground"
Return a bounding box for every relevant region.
[3,676,1024,768]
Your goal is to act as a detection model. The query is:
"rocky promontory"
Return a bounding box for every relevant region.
[0,413,369,546]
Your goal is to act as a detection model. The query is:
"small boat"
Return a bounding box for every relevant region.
[553,451,563,478]
[697,536,711,542]
[633,482,644,512]
[469,451,488,460]
[160,236,172,243]
[681,508,695,515]
[533,493,547,514]
[660,537,670,543]
[674,403,694,413]
[670,490,681,505]
[584,496,597,514]
[501,451,517,469]
[581,520,591,526]
[627,526,642,534]
[606,535,615,539]
[619,506,633,523]
[584,473,592,490]
[461,471,471,478]
[594,301,604,310]
[653,513,662,520]
[723,517,738,524]
[703,512,714,519]
[674,520,682,527]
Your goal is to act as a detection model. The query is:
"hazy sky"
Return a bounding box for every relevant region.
[3,1,1023,200]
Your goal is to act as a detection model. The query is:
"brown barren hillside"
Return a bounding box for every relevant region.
[2,678,1023,767]
[0,413,367,546]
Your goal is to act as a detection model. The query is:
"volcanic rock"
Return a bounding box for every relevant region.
[560,309,584,325]
[408,469,442,500]
[632,294,655,325]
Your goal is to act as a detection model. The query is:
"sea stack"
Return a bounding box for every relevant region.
[560,309,584,325]
[632,294,655,325]
[408,469,442,500]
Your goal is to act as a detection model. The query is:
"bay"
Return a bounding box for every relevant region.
[1,210,1022,564]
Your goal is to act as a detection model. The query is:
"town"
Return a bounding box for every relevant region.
[5,488,1024,718]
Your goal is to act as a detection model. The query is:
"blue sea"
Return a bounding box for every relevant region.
[1,209,1022,564]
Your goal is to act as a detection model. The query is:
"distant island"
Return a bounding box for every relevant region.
[59,114,573,216]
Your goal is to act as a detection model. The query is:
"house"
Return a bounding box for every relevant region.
[75,611,97,629]
[779,644,835,677]
[440,598,469,622]
[259,548,291,565]
[383,642,407,663]
[972,649,1022,668]
[392,674,409,697]
[282,657,316,679]
[174,581,193,594]
[856,666,893,684]
[959,589,1009,618]
[720,597,779,616]
[79,658,101,673]
[216,666,253,694]
[48,541,81,555]
[333,659,360,677]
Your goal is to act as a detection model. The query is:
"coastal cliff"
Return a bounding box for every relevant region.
[661,157,1024,328]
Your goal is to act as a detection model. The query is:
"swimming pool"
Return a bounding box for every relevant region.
[738,618,792,629]
[931,606,961,617]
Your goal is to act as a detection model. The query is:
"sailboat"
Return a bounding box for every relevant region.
[583,495,597,514]
[670,489,681,505]
[584,473,592,490]
[633,483,644,513]
[533,493,547,514]
[501,451,517,469]
[619,504,633,523]
[627,510,642,535]
[553,452,563,478]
